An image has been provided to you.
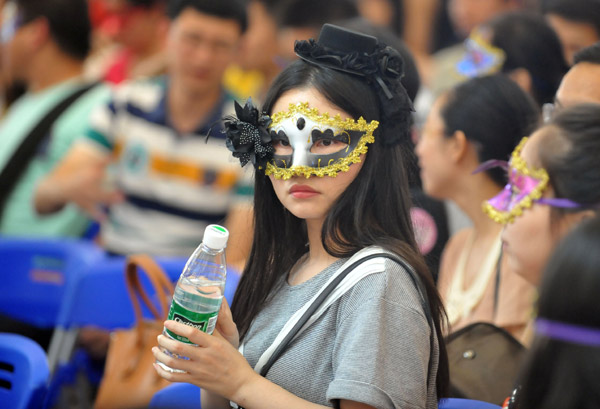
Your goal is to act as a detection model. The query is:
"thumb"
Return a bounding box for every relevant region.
[215,299,239,347]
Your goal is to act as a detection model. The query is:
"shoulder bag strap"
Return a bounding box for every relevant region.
[0,82,98,218]
[493,247,503,318]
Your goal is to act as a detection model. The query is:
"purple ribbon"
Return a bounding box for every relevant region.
[536,198,583,208]
[472,159,509,174]
[536,318,600,347]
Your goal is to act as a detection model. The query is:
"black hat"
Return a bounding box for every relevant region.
[294,23,413,145]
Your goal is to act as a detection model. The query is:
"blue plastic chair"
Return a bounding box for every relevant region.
[439,398,502,409]
[149,383,201,409]
[0,237,105,328]
[0,333,50,409]
[55,256,240,332]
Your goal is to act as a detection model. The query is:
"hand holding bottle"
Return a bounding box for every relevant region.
[155,224,229,373]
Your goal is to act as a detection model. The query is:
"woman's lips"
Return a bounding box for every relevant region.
[289,184,319,198]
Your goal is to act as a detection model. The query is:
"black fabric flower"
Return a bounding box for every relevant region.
[224,99,274,169]
[294,31,413,147]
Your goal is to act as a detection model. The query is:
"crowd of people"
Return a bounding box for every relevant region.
[1,0,600,408]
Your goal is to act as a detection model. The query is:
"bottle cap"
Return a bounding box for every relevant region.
[203,224,229,250]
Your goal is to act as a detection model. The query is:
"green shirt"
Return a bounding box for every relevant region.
[0,80,111,237]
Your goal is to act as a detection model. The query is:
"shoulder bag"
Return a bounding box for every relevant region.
[445,249,526,404]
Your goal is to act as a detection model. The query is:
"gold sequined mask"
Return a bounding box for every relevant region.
[265,102,379,179]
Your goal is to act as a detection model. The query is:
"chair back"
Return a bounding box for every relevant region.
[0,237,105,328]
[439,398,502,409]
[148,382,201,409]
[57,256,241,331]
[0,333,49,409]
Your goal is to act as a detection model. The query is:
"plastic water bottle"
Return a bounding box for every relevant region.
[156,224,229,373]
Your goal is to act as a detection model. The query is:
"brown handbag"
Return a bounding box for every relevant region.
[94,254,174,409]
[446,322,527,405]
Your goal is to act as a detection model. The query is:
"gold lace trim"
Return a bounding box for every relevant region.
[266,102,379,179]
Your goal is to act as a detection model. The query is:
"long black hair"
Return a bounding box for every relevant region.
[440,74,540,187]
[517,215,600,409]
[230,59,450,399]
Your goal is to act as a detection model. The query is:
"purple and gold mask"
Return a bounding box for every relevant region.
[482,137,582,224]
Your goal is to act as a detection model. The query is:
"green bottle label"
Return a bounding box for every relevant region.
[165,300,219,344]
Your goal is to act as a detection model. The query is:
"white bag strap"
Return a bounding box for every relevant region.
[247,246,392,374]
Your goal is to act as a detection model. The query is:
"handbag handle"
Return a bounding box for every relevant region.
[125,255,175,344]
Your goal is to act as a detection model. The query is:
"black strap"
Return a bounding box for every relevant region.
[493,247,504,317]
[259,252,434,378]
[0,82,98,218]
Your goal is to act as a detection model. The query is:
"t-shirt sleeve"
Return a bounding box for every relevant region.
[80,99,117,153]
[327,261,432,409]
[80,82,137,153]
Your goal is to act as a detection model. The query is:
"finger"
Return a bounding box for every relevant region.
[152,362,188,383]
[216,302,235,332]
[220,298,232,317]
[99,189,125,206]
[157,334,198,358]
[152,345,194,374]
[164,320,212,346]
[78,201,108,222]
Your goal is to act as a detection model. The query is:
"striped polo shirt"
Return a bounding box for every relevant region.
[81,77,252,256]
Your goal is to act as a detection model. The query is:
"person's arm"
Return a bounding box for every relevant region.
[328,260,434,408]
[223,202,254,272]
[402,0,440,85]
[34,142,122,221]
[153,320,377,409]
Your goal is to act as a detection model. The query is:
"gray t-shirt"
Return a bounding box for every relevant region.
[242,252,440,409]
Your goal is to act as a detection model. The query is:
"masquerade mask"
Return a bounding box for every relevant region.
[456,30,505,78]
[1,2,21,44]
[265,102,379,179]
[480,137,584,224]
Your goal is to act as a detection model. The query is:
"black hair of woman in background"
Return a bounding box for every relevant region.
[484,12,569,107]
[513,214,600,409]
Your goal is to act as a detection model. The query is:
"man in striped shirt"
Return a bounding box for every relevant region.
[35,0,253,264]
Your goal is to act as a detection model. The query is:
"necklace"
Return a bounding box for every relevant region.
[445,231,502,326]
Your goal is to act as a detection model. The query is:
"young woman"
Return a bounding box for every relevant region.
[509,215,600,409]
[491,103,600,290]
[152,24,449,409]
[416,74,540,341]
